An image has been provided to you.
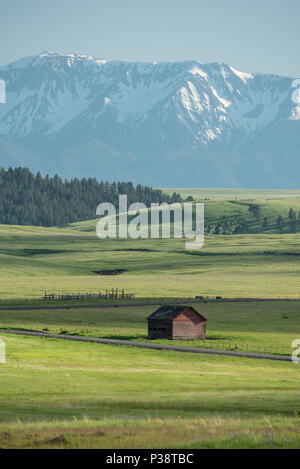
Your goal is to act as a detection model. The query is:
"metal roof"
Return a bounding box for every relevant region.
[147,305,207,321]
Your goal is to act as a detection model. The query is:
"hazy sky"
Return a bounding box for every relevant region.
[1,0,299,76]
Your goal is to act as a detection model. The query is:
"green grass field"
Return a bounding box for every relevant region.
[0,301,299,356]
[161,187,300,201]
[160,188,300,234]
[0,222,300,299]
[1,331,300,448]
[1,300,300,448]
[1,187,300,448]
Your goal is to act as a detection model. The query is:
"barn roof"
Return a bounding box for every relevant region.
[147,305,207,321]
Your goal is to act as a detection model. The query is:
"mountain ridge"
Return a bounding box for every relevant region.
[0,51,299,188]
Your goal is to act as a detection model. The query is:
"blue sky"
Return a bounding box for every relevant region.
[1,0,299,76]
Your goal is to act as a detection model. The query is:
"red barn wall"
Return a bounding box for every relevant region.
[172,308,206,339]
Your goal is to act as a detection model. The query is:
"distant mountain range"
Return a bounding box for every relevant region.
[0,51,299,188]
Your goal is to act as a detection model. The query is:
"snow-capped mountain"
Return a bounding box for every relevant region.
[0,51,299,187]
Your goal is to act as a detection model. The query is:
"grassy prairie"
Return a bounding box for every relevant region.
[69,197,300,234]
[1,189,300,448]
[0,301,299,355]
[159,188,300,234]
[161,187,300,201]
[0,332,300,448]
[0,223,300,299]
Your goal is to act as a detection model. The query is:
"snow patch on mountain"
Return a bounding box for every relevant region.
[230,66,253,83]
[0,52,299,188]
[189,66,208,80]
[0,52,293,143]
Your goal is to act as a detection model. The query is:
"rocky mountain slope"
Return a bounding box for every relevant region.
[0,51,299,187]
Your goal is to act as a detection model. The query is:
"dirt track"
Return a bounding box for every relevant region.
[0,328,292,362]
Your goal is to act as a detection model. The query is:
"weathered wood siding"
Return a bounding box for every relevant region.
[148,307,206,340]
[172,308,206,339]
[148,319,173,339]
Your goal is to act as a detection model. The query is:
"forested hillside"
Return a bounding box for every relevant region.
[0,167,181,226]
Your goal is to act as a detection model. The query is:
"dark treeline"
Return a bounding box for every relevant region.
[0,167,182,227]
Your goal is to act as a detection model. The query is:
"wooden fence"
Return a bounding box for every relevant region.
[43,289,134,300]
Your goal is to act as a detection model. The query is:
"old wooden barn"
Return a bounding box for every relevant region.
[147,305,207,340]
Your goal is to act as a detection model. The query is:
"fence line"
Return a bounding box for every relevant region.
[43,289,134,300]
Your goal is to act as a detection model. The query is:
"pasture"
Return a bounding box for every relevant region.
[0,331,300,448]
[0,301,300,356]
[160,187,300,201]
[1,299,300,448]
[1,187,300,448]
[0,223,300,299]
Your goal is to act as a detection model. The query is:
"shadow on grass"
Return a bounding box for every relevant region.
[94,334,148,341]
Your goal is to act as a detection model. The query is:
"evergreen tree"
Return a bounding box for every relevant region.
[288,208,297,232]
[248,203,261,220]
[276,215,284,231]
[0,167,182,227]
